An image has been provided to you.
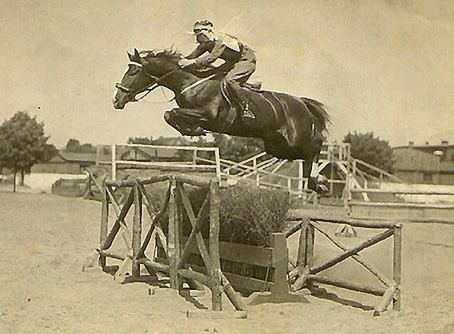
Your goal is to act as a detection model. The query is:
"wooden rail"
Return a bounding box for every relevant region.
[288,217,402,316]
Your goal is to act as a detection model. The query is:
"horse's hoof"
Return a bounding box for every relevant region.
[316,184,329,194]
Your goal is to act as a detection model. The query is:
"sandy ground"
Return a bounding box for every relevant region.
[1,187,453,334]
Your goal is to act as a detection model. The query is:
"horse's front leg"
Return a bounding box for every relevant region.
[164,108,208,136]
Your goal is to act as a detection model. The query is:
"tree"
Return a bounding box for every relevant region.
[343,131,394,173]
[0,111,56,191]
[64,138,95,153]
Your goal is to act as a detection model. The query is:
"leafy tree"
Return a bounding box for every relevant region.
[64,138,96,153]
[0,111,56,191]
[343,131,394,173]
[127,136,155,145]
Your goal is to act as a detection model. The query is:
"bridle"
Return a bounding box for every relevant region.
[115,61,182,102]
[115,59,216,103]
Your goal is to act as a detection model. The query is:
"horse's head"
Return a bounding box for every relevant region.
[113,48,184,109]
[113,49,157,109]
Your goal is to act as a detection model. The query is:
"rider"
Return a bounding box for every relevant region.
[179,20,257,120]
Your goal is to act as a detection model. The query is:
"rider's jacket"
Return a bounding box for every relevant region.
[186,33,256,66]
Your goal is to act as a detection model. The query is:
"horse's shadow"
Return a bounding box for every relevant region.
[109,270,208,310]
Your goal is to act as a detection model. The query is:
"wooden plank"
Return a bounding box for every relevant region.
[393,225,402,311]
[168,177,179,289]
[175,174,211,189]
[105,174,170,187]
[137,258,170,273]
[180,237,273,268]
[296,219,309,270]
[209,179,223,311]
[310,228,394,274]
[97,249,126,261]
[178,269,212,287]
[311,221,392,287]
[288,216,397,229]
[374,285,397,316]
[99,185,109,269]
[309,274,386,296]
[132,183,142,277]
[189,264,271,293]
[269,233,290,298]
[350,201,454,209]
[350,188,454,195]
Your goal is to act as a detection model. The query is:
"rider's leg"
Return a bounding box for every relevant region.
[225,60,256,119]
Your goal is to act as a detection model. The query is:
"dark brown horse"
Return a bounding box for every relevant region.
[114,49,330,192]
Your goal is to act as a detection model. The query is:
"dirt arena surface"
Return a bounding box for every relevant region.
[1,189,453,333]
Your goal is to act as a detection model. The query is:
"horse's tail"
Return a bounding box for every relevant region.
[301,97,331,132]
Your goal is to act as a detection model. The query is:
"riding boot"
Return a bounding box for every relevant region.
[229,81,255,120]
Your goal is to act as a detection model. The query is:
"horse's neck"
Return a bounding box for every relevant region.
[160,70,199,93]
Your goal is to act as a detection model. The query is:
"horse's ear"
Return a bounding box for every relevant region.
[127,51,133,61]
[134,48,140,58]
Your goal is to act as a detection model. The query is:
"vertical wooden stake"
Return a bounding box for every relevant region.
[168,177,179,289]
[306,222,315,268]
[175,181,184,293]
[132,183,142,277]
[209,179,222,311]
[99,181,109,269]
[393,224,402,311]
[269,233,290,299]
[296,219,309,272]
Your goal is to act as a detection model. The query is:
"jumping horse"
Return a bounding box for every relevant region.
[113,49,330,192]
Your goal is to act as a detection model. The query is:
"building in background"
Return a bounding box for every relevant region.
[393,141,454,185]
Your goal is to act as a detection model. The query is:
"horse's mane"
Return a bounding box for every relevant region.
[140,48,183,60]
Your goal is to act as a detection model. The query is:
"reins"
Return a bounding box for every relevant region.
[117,60,215,103]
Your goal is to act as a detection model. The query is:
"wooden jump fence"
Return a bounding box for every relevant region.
[287,216,402,316]
[83,174,304,314]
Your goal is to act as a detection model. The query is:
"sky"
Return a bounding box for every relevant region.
[0,0,453,148]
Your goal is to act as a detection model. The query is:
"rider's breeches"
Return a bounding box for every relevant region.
[225,49,257,86]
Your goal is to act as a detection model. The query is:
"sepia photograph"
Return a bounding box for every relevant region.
[0,0,453,333]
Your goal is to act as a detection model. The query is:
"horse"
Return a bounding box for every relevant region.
[113,48,330,192]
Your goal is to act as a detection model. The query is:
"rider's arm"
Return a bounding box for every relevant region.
[194,40,227,65]
[185,44,208,59]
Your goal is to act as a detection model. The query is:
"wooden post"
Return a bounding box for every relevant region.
[175,181,184,293]
[298,160,303,196]
[99,184,109,269]
[306,223,315,268]
[214,147,221,183]
[168,177,179,289]
[111,144,117,181]
[209,179,223,311]
[269,233,290,299]
[296,219,309,271]
[393,224,402,311]
[132,182,142,277]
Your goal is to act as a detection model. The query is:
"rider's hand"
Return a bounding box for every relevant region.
[179,59,196,68]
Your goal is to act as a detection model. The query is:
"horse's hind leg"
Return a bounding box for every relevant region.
[164,108,206,136]
[304,154,328,193]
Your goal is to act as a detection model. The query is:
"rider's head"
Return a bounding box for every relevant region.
[193,20,215,43]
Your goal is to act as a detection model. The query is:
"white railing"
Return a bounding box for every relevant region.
[103,144,221,181]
